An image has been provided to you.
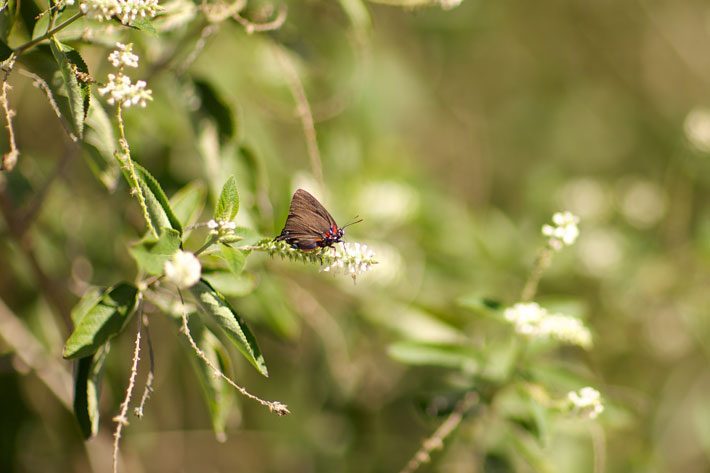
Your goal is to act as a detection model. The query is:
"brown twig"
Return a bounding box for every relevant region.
[232,3,287,34]
[134,313,155,418]
[1,76,19,171]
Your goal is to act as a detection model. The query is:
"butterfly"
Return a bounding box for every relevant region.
[276,189,361,251]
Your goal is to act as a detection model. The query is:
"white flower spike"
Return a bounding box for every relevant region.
[164,250,201,289]
[108,43,140,68]
[542,211,580,251]
[80,0,160,24]
[504,302,592,349]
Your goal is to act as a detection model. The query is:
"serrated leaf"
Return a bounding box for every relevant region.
[129,227,182,275]
[63,283,140,359]
[170,181,206,229]
[73,343,110,439]
[134,163,183,234]
[388,341,480,372]
[71,287,104,325]
[214,175,239,222]
[185,316,234,441]
[50,39,89,138]
[218,244,246,276]
[83,96,119,190]
[193,78,235,144]
[129,17,158,35]
[191,280,267,377]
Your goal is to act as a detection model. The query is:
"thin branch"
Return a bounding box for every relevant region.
[399,392,479,473]
[232,4,287,34]
[1,79,19,171]
[177,288,290,416]
[272,44,324,190]
[177,24,219,75]
[12,11,85,56]
[112,314,143,473]
[18,69,80,142]
[134,313,155,418]
[520,246,553,302]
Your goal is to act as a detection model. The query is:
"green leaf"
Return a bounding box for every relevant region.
[63,283,140,359]
[185,317,234,441]
[134,163,183,234]
[73,343,110,439]
[218,244,246,276]
[128,17,158,35]
[193,78,236,144]
[83,97,120,190]
[70,287,104,325]
[214,175,239,222]
[129,228,182,275]
[50,39,90,138]
[191,280,268,377]
[457,294,504,315]
[0,0,17,43]
[201,270,257,298]
[31,12,49,40]
[388,341,480,373]
[170,181,207,230]
[0,40,12,61]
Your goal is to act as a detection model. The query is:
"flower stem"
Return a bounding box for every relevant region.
[520,246,553,302]
[13,11,85,56]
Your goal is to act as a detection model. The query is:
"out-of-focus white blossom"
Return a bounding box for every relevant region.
[164,250,201,288]
[542,211,580,250]
[618,178,666,229]
[80,0,160,24]
[684,107,710,153]
[567,387,604,419]
[357,181,418,226]
[259,240,378,281]
[504,302,592,349]
[440,0,462,9]
[98,73,152,108]
[108,43,139,68]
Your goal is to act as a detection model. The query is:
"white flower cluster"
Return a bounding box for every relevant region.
[567,387,604,419]
[80,0,160,24]
[504,302,592,348]
[542,211,580,251]
[260,240,377,281]
[164,250,201,289]
[208,219,237,235]
[321,242,377,281]
[108,43,139,68]
[98,44,153,108]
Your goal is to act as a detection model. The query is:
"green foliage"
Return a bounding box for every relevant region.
[134,163,183,234]
[191,279,268,377]
[129,227,182,275]
[73,344,110,439]
[214,175,239,223]
[63,284,140,359]
[49,39,90,138]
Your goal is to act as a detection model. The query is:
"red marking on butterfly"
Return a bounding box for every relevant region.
[275,189,361,251]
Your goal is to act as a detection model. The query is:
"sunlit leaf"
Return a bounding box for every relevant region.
[214,175,239,222]
[63,284,140,359]
[129,227,182,275]
[134,163,183,234]
[50,39,90,138]
[191,280,268,377]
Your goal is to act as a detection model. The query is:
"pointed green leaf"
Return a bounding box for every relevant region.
[73,343,110,439]
[129,227,182,275]
[201,270,257,298]
[191,280,268,377]
[71,287,104,325]
[134,163,183,234]
[388,341,480,373]
[63,283,140,359]
[83,96,119,190]
[185,316,234,441]
[50,39,90,138]
[218,244,246,276]
[170,181,207,229]
[214,175,239,222]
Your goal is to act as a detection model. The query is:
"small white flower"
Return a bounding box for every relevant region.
[440,0,462,9]
[567,387,604,419]
[504,302,592,349]
[108,43,140,68]
[207,219,237,235]
[164,250,201,288]
[65,0,76,5]
[98,72,152,108]
[80,0,160,24]
[321,242,377,281]
[542,211,580,250]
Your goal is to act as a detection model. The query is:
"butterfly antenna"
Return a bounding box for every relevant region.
[341,216,363,229]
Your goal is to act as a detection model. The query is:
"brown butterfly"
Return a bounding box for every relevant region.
[275,189,361,251]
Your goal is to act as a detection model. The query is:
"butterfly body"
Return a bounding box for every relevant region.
[276,189,346,251]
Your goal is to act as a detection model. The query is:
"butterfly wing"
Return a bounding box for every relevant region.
[276,189,338,250]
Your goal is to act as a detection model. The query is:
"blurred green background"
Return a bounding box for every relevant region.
[1,0,710,471]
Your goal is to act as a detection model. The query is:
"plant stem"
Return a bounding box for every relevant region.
[13,11,85,56]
